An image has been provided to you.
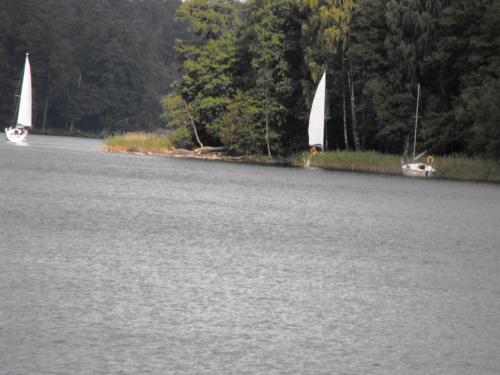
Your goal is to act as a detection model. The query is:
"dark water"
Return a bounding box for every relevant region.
[1,135,499,374]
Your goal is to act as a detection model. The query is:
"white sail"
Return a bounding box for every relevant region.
[308,72,326,148]
[17,54,32,128]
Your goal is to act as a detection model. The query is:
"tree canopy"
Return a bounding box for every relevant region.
[0,0,187,134]
[1,0,499,158]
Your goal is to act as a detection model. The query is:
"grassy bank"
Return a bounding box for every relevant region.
[103,132,174,154]
[430,154,500,182]
[289,151,402,175]
[289,151,500,183]
[103,133,500,183]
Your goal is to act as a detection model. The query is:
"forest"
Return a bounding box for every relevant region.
[1,0,499,159]
[0,0,187,134]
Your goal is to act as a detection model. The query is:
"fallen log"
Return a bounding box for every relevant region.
[169,149,194,155]
[194,146,226,154]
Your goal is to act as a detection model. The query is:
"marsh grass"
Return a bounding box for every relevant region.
[103,134,500,183]
[433,155,500,182]
[288,151,500,182]
[289,151,402,174]
[103,132,174,154]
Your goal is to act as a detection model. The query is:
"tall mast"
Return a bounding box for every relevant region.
[324,72,327,152]
[413,83,420,161]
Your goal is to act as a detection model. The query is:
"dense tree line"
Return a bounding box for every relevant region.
[165,0,499,158]
[0,0,187,134]
[2,0,498,159]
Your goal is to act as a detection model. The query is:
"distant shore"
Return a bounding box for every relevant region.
[30,128,105,139]
[102,132,500,183]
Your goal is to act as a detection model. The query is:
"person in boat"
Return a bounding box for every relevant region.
[403,148,408,164]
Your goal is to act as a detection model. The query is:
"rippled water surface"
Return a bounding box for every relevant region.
[1,135,499,374]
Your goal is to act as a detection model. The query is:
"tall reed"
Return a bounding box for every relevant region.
[433,154,500,182]
[103,132,174,154]
[290,150,402,175]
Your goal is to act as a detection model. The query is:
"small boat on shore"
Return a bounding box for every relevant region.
[402,158,436,178]
[401,83,436,178]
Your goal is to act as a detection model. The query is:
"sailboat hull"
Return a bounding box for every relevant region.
[401,163,436,178]
[5,127,28,143]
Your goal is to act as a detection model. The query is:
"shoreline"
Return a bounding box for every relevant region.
[102,146,500,183]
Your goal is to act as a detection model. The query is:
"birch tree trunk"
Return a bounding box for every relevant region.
[42,96,49,132]
[348,69,361,151]
[182,99,204,149]
[265,79,272,160]
[342,50,350,151]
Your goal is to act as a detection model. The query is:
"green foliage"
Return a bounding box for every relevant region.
[168,0,239,146]
[162,93,190,132]
[385,0,442,90]
[423,96,465,155]
[0,0,187,133]
[347,0,390,150]
[457,76,500,158]
[455,2,500,159]
[219,90,263,155]
[423,0,500,158]
[2,0,500,160]
[175,0,239,40]
[241,0,298,157]
[372,89,414,153]
[169,127,194,149]
[299,0,355,78]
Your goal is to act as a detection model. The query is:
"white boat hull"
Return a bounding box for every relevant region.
[402,163,436,178]
[5,127,28,143]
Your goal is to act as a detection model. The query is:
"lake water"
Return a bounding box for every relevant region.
[1,135,499,374]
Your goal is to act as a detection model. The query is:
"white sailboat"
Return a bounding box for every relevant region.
[5,53,32,143]
[308,71,326,153]
[401,83,436,177]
